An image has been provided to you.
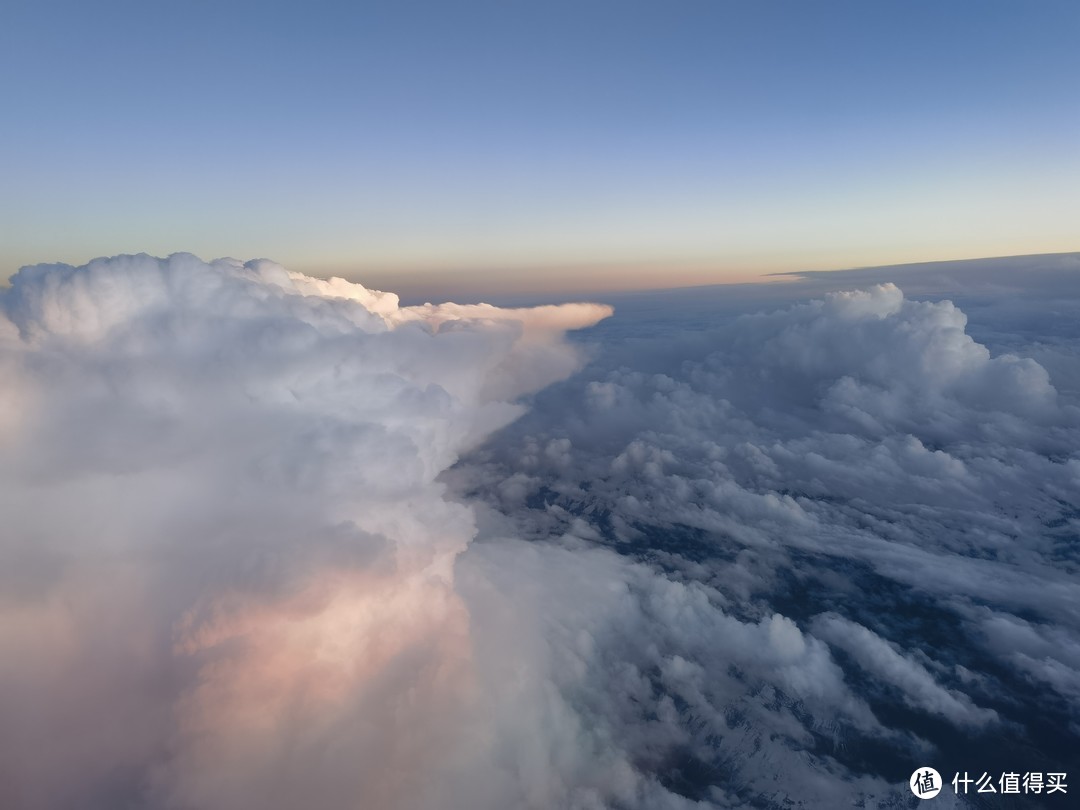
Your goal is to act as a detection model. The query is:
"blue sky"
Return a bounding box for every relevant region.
[2,0,1078,295]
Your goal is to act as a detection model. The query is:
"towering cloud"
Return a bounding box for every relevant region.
[0,253,620,810]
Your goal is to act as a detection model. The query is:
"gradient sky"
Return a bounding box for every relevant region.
[2,0,1078,296]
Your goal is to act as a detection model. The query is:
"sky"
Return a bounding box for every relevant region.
[2,0,1078,296]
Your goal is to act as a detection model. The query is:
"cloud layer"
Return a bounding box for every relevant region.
[456,279,1080,804]
[3,254,1078,808]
